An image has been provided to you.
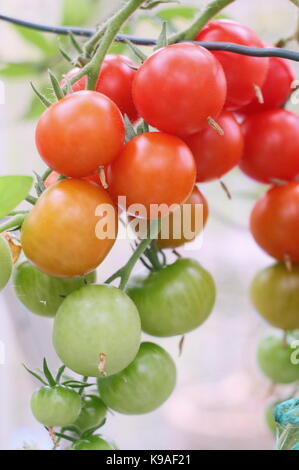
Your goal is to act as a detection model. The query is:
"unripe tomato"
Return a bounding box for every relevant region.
[250,182,299,262]
[156,186,208,249]
[0,235,12,291]
[132,43,226,136]
[127,259,216,337]
[72,435,114,450]
[14,261,96,317]
[21,179,118,278]
[107,132,196,218]
[98,342,176,414]
[183,111,243,182]
[240,110,299,183]
[53,284,141,377]
[241,55,295,114]
[257,336,299,384]
[250,263,299,330]
[36,91,125,178]
[62,54,139,122]
[74,395,107,432]
[31,385,82,427]
[196,20,269,109]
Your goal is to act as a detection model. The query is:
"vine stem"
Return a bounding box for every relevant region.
[105,219,161,290]
[86,0,147,89]
[0,214,26,233]
[169,0,236,43]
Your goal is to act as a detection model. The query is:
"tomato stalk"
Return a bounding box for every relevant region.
[105,219,161,290]
[0,214,26,233]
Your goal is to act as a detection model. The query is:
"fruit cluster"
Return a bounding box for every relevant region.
[0,8,298,448]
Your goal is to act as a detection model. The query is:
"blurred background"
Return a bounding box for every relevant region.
[0,0,299,450]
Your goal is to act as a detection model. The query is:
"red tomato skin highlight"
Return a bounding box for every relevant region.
[132,43,227,136]
[196,20,269,110]
[183,110,244,182]
[240,109,299,184]
[36,91,125,178]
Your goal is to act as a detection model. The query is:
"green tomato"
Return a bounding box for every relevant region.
[53,284,141,377]
[14,261,96,317]
[98,342,176,414]
[250,263,299,330]
[127,258,216,337]
[0,235,12,291]
[72,435,114,450]
[31,385,82,427]
[257,336,299,384]
[74,395,107,432]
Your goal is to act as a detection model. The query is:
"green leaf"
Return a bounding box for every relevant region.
[141,0,179,10]
[55,365,66,384]
[43,358,56,387]
[124,115,137,143]
[23,364,48,386]
[62,0,100,26]
[109,24,131,55]
[0,62,42,78]
[0,176,33,218]
[13,25,56,56]
[33,171,46,197]
[155,21,168,50]
[123,39,147,63]
[157,6,199,21]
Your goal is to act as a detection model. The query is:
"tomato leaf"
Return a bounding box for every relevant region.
[62,0,100,26]
[157,6,199,21]
[0,176,33,218]
[43,358,56,387]
[13,25,56,56]
[55,365,66,384]
[124,115,137,143]
[154,21,168,50]
[23,364,48,386]
[0,62,42,78]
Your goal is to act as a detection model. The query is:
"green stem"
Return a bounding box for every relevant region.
[86,0,146,90]
[105,219,161,290]
[169,0,236,43]
[42,168,52,181]
[26,195,37,205]
[0,214,26,233]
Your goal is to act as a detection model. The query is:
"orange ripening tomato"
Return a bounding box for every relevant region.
[35,91,125,178]
[196,20,269,110]
[250,182,299,262]
[183,111,244,182]
[21,179,118,277]
[44,170,102,188]
[61,54,139,122]
[106,132,196,219]
[157,186,209,249]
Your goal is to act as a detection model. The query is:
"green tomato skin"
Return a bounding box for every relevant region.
[53,284,141,377]
[0,235,12,291]
[14,261,96,317]
[98,342,176,415]
[257,336,299,384]
[31,385,82,427]
[74,395,107,432]
[127,258,216,337]
[72,435,114,450]
[251,263,299,330]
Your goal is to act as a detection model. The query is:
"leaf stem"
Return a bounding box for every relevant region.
[0,214,26,233]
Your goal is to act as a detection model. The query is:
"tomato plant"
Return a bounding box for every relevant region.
[62,54,139,122]
[21,178,118,277]
[31,385,82,427]
[72,435,114,450]
[36,90,125,177]
[74,395,107,432]
[127,259,216,337]
[250,263,299,330]
[196,20,269,109]
[132,43,227,136]
[53,284,141,377]
[156,186,209,249]
[250,182,299,262]
[257,336,299,384]
[107,132,196,217]
[14,261,96,317]
[0,235,12,291]
[98,342,176,414]
[240,110,299,183]
[183,111,244,182]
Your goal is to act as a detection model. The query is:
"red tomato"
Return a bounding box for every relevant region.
[44,170,102,188]
[36,91,125,178]
[250,182,299,262]
[21,179,118,277]
[132,43,226,136]
[183,111,243,182]
[240,109,299,183]
[196,20,269,110]
[61,54,139,122]
[241,55,295,114]
[106,132,196,218]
